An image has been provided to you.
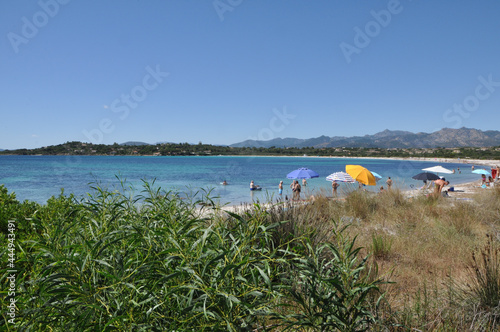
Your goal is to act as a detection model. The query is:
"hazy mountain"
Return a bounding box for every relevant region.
[230,137,307,148]
[120,141,150,146]
[230,128,500,148]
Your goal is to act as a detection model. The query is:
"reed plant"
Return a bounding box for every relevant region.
[1,181,387,331]
[272,224,388,331]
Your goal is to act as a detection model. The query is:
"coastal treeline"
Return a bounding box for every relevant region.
[2,140,500,160]
[1,181,500,330]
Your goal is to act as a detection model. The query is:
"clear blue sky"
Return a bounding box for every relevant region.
[1,0,500,149]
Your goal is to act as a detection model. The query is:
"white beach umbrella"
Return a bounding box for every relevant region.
[422,165,453,174]
[326,171,355,183]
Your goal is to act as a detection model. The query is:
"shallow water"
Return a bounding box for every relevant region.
[0,155,482,205]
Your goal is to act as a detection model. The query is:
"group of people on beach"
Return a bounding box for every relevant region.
[247,164,499,202]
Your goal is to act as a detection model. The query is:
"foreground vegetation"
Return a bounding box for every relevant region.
[1,182,500,330]
[1,140,500,160]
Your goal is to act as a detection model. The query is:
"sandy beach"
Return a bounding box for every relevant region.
[198,176,498,218]
[331,155,500,168]
[173,154,500,218]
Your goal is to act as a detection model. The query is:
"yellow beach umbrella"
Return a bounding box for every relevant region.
[345,165,377,186]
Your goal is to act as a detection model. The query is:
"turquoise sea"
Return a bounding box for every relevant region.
[0,155,483,205]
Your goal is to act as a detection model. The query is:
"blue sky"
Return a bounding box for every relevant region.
[1,0,500,149]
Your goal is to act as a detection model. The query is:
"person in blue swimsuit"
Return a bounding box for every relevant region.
[279,181,283,195]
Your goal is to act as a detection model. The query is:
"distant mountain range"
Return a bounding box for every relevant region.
[230,128,500,149]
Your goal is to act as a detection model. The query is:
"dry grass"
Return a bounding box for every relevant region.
[281,185,500,330]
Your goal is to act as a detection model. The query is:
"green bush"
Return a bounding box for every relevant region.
[0,182,390,331]
[273,223,387,331]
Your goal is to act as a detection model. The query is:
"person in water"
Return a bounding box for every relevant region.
[279,181,283,195]
[386,177,393,189]
[293,180,301,200]
[250,180,260,190]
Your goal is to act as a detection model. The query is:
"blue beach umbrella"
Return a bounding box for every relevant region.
[371,171,383,180]
[472,169,491,176]
[287,167,319,179]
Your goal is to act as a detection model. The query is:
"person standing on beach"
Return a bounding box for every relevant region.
[492,166,499,180]
[302,178,307,187]
[433,178,449,197]
[279,181,283,195]
[332,181,339,197]
[386,177,393,189]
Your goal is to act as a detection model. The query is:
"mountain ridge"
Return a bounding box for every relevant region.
[230,128,500,149]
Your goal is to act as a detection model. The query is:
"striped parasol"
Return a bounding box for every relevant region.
[326,171,355,183]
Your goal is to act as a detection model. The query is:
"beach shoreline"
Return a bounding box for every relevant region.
[200,178,497,218]
[316,155,499,168]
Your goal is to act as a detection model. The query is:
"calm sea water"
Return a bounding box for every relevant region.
[0,155,482,205]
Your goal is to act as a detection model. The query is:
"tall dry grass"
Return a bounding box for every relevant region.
[284,185,500,330]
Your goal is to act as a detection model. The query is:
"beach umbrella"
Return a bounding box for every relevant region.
[412,172,440,181]
[472,169,491,176]
[422,165,453,174]
[345,165,376,186]
[287,167,319,179]
[371,171,383,180]
[326,171,355,183]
